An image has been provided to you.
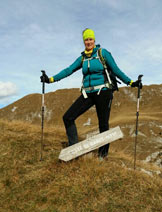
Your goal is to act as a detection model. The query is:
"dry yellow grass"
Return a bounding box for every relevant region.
[0,119,162,212]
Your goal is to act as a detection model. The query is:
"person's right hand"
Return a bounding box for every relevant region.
[131,80,142,89]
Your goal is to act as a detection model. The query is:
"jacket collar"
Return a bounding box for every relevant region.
[81,44,100,56]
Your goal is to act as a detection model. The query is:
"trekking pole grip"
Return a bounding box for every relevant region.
[41,70,46,94]
[137,74,143,98]
[138,74,143,82]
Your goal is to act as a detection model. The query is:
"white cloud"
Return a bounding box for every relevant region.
[0,81,18,99]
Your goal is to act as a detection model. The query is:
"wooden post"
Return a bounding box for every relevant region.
[59,126,123,161]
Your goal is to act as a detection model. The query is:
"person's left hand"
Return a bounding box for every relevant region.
[40,73,50,83]
[131,80,142,89]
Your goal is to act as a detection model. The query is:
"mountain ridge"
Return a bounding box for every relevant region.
[0,84,162,126]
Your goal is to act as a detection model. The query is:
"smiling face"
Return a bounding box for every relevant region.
[84,38,95,51]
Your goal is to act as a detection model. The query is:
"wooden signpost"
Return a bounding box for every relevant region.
[59,126,123,161]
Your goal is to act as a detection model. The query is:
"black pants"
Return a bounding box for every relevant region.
[63,89,113,157]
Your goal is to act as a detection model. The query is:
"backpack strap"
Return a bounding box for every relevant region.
[98,48,112,85]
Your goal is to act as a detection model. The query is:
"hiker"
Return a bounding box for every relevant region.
[40,28,142,159]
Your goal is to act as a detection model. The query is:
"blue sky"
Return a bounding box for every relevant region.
[0,0,162,108]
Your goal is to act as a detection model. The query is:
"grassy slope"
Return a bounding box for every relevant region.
[0,120,162,212]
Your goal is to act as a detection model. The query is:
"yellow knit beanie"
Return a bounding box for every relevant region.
[83,29,95,41]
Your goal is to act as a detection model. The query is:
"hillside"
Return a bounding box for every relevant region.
[0,84,162,167]
[0,85,162,126]
[0,119,162,212]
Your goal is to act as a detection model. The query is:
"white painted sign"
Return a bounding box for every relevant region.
[59,126,123,161]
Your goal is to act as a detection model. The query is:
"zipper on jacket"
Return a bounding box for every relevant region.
[86,58,91,87]
[88,66,91,87]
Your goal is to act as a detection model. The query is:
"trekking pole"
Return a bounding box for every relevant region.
[40,70,46,161]
[134,74,143,170]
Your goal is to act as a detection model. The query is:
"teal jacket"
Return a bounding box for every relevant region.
[53,45,131,92]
